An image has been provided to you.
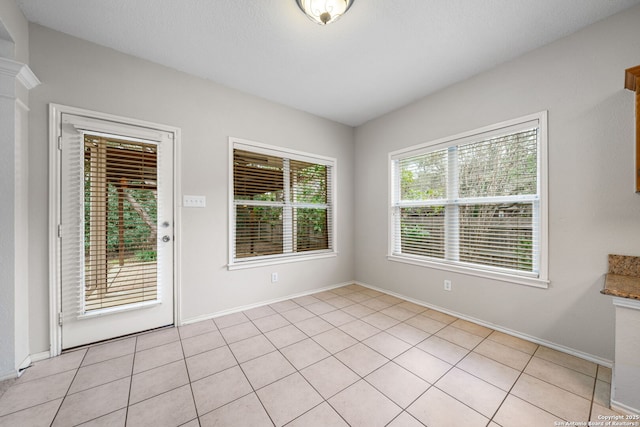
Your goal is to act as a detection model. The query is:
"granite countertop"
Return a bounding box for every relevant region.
[601,254,640,300]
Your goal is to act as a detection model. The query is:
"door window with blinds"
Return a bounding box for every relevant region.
[229,139,336,267]
[83,134,159,311]
[389,112,548,287]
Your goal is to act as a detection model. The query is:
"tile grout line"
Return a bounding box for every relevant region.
[280,293,432,425]
[484,341,539,425]
[71,337,138,426]
[211,312,278,426]
[177,321,208,426]
[117,335,137,426]
[287,295,390,426]
[249,299,345,425]
[216,288,365,425]
[587,366,600,423]
[244,290,435,424]
[492,345,575,423]
[515,356,600,404]
[49,346,89,426]
[419,332,495,424]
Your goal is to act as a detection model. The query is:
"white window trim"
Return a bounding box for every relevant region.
[228,137,338,270]
[387,111,549,288]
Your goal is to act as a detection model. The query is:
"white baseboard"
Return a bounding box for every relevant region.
[180,281,354,325]
[354,280,613,368]
[3,351,59,379]
[16,355,32,376]
[0,354,35,381]
[0,370,17,382]
[611,399,640,416]
[30,351,51,363]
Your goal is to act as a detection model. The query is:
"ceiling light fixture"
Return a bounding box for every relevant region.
[296,0,354,25]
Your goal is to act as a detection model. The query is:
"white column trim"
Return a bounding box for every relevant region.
[0,57,40,90]
[0,56,39,378]
[612,296,640,310]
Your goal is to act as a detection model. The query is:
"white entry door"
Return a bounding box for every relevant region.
[58,111,175,350]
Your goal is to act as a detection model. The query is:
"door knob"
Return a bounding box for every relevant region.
[162,235,171,242]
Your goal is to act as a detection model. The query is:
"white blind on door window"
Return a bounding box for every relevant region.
[232,148,333,262]
[83,134,160,312]
[60,127,85,321]
[392,125,540,277]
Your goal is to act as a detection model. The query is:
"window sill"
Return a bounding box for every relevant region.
[228,251,338,271]
[387,254,549,289]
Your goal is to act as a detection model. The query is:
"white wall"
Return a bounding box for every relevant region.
[354,5,640,362]
[27,24,355,354]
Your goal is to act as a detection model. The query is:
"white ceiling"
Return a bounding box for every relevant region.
[15,0,640,126]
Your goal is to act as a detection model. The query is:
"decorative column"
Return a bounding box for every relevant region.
[0,57,40,379]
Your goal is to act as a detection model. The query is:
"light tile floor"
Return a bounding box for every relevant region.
[0,284,625,426]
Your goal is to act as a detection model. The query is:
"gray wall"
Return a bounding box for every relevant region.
[0,0,28,62]
[28,24,355,355]
[354,5,640,361]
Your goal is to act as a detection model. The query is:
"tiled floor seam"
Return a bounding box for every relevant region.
[177,355,199,418]
[120,340,197,414]
[251,370,298,426]
[429,335,530,425]
[486,349,537,422]
[534,353,600,378]
[241,310,365,425]
[337,317,446,410]
[368,331,456,418]
[122,335,137,427]
[587,372,598,423]
[47,345,90,425]
[494,347,568,423]
[0,396,61,420]
[75,408,127,427]
[223,324,280,426]
[431,384,494,424]
[178,327,211,422]
[522,357,598,401]
[361,360,431,411]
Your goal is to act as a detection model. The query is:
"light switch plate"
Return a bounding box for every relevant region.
[183,195,206,208]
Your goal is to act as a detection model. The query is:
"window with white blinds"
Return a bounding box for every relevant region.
[389,112,548,286]
[229,139,336,267]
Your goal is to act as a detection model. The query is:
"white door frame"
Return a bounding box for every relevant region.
[48,103,182,356]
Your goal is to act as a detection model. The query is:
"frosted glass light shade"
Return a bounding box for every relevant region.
[296,0,354,25]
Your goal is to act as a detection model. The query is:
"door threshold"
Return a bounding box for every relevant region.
[62,323,175,353]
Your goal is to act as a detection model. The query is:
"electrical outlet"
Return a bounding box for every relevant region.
[183,195,206,208]
[271,272,278,283]
[444,280,452,291]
